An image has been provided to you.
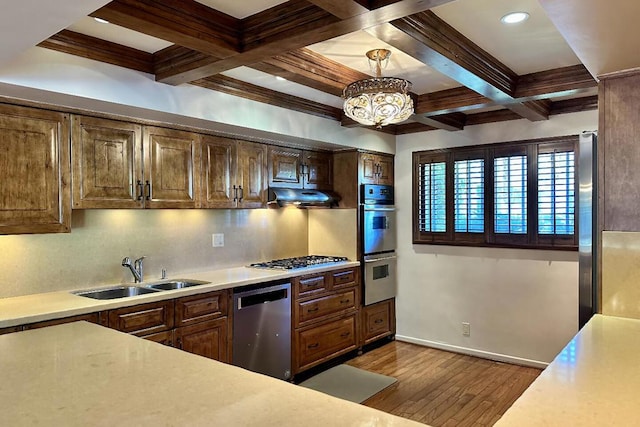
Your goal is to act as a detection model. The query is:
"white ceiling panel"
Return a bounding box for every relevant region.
[0,0,111,67]
[222,67,343,108]
[195,0,288,19]
[307,31,461,96]
[68,17,172,53]
[432,0,581,75]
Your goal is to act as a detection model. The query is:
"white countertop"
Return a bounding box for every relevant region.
[0,261,360,328]
[0,321,423,427]
[496,314,640,426]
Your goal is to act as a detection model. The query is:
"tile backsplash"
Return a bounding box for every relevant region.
[0,208,308,298]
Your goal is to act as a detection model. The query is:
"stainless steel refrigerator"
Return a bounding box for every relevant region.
[579,131,598,328]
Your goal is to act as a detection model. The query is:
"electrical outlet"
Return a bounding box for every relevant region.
[462,322,471,337]
[212,233,224,247]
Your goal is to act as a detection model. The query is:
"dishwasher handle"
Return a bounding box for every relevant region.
[236,283,290,310]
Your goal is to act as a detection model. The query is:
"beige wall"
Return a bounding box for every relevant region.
[0,208,308,298]
[601,232,640,319]
[395,110,597,365]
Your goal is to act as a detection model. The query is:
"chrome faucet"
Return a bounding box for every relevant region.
[122,256,145,283]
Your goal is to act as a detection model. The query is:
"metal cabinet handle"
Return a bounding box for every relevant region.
[232,185,238,202]
[307,307,319,313]
[374,319,384,324]
[340,299,350,304]
[176,338,182,349]
[145,180,151,200]
[136,180,144,201]
[308,343,319,349]
[340,332,350,338]
[238,185,244,202]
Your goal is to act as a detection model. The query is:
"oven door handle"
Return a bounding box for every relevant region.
[364,255,397,263]
[363,206,396,212]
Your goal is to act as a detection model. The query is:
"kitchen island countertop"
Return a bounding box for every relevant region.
[0,261,360,328]
[495,314,640,426]
[0,321,423,427]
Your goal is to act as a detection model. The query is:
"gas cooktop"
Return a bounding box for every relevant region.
[248,255,349,270]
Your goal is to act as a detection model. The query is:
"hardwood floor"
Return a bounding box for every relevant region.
[346,341,541,426]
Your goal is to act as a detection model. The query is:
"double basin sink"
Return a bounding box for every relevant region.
[72,280,210,300]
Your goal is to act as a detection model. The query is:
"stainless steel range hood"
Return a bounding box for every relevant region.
[268,188,340,208]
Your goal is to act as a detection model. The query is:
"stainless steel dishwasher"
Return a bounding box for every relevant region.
[232,280,291,380]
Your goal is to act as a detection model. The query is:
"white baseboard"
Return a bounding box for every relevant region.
[395,335,549,369]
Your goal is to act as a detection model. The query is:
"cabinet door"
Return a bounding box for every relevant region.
[376,155,394,185]
[361,299,395,345]
[303,150,332,190]
[268,146,303,188]
[71,115,143,208]
[175,317,229,362]
[0,105,70,234]
[144,126,200,208]
[237,141,267,208]
[360,153,378,184]
[201,135,236,208]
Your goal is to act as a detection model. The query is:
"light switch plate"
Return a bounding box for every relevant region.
[212,233,224,247]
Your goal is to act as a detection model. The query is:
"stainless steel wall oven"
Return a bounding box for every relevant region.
[361,184,397,306]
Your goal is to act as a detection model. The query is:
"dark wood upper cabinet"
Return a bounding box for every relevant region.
[0,104,71,234]
[72,115,143,209]
[360,152,394,186]
[144,126,201,209]
[268,146,332,190]
[201,136,267,208]
[72,117,200,209]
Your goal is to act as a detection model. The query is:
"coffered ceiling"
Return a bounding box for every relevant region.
[4,0,604,134]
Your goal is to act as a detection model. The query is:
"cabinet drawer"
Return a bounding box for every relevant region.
[362,299,395,345]
[108,300,174,336]
[294,273,328,298]
[295,289,357,326]
[295,315,357,373]
[175,290,228,327]
[330,267,358,290]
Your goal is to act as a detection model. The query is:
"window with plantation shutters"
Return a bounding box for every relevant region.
[454,158,484,233]
[494,155,527,234]
[412,135,578,249]
[417,161,446,233]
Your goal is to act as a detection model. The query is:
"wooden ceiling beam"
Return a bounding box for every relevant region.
[410,112,466,131]
[190,75,342,121]
[37,29,154,74]
[305,0,370,19]
[515,64,596,99]
[367,11,549,121]
[250,48,370,97]
[416,87,494,115]
[156,0,456,84]
[91,0,240,57]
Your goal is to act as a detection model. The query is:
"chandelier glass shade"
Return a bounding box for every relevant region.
[343,49,413,129]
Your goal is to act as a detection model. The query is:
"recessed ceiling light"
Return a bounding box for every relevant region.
[93,17,109,24]
[500,12,529,24]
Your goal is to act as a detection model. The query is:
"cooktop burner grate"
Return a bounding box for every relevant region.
[249,255,348,270]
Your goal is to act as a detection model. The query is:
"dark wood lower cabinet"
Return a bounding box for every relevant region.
[294,314,358,373]
[361,299,395,345]
[142,330,174,346]
[108,300,175,337]
[175,317,229,363]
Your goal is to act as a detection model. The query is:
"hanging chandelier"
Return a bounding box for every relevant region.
[342,49,414,129]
